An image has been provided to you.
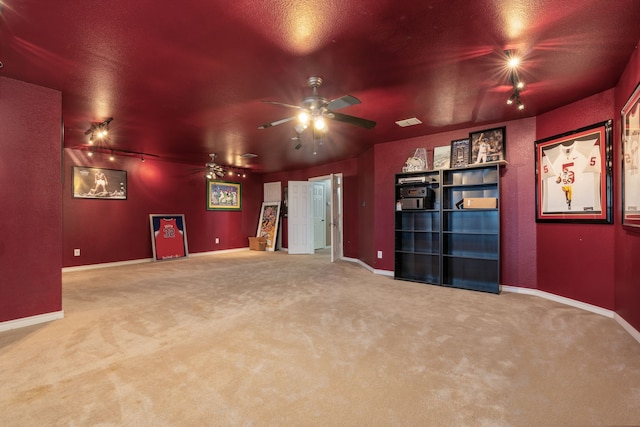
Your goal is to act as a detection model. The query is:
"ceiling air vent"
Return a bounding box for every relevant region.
[395,117,422,127]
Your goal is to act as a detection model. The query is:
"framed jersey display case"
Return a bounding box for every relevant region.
[621,82,640,228]
[534,120,613,223]
[149,214,189,260]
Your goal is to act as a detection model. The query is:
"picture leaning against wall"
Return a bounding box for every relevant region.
[256,202,281,251]
[149,214,189,260]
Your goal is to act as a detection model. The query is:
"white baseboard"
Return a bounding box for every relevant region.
[0,310,64,333]
[62,248,250,272]
[62,258,153,272]
[189,248,249,257]
[614,313,640,344]
[500,285,614,318]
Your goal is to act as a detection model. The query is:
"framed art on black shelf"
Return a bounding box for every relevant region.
[207,180,241,210]
[534,120,613,223]
[450,138,470,168]
[469,126,506,164]
[621,83,640,228]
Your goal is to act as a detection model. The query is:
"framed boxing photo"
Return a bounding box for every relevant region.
[469,126,506,165]
[534,120,613,223]
[72,166,127,200]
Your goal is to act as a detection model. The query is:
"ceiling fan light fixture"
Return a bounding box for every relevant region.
[313,116,326,131]
[298,111,310,125]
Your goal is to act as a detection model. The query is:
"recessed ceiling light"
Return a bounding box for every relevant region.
[395,117,422,127]
[241,153,258,158]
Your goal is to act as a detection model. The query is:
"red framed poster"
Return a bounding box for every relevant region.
[534,120,613,223]
[149,214,188,260]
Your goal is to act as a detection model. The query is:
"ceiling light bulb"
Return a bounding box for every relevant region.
[516,81,524,89]
[298,111,310,125]
[87,151,93,157]
[517,100,525,110]
[314,117,326,131]
[507,93,517,105]
[508,56,520,68]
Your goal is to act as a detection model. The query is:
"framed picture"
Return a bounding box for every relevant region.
[256,202,281,251]
[621,82,640,228]
[450,138,470,168]
[72,166,127,200]
[149,214,189,261]
[469,126,506,164]
[534,120,613,223]
[433,145,451,169]
[207,180,241,210]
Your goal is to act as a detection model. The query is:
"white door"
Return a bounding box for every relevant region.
[330,173,343,262]
[287,181,313,254]
[312,182,326,250]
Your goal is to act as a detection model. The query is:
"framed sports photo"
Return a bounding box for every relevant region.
[469,126,506,164]
[72,166,127,200]
[149,214,189,261]
[256,202,281,251]
[207,180,241,210]
[621,82,640,228]
[534,120,613,223]
[433,145,451,169]
[450,138,470,168]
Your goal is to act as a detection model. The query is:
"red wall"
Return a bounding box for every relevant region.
[63,150,264,267]
[373,118,538,288]
[614,41,640,329]
[0,77,62,322]
[536,90,616,309]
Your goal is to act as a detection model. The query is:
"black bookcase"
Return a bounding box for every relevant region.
[394,163,501,294]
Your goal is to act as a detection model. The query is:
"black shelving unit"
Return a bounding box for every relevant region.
[394,170,441,284]
[394,163,501,294]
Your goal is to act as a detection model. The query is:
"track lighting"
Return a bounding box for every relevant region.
[504,50,526,111]
[84,117,113,143]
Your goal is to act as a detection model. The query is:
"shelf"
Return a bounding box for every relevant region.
[394,163,501,294]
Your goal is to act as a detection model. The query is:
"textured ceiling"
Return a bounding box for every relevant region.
[1,0,640,172]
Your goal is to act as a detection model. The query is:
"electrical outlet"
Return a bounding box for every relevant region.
[377,251,382,259]
[215,238,220,244]
[74,249,80,256]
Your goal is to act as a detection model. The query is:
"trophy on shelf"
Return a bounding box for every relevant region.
[402,148,428,172]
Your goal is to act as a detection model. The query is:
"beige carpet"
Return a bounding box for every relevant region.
[1,250,639,426]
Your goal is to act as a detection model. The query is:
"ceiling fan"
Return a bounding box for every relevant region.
[204,153,225,179]
[258,76,376,134]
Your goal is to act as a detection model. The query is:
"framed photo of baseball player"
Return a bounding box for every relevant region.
[469,126,506,165]
[621,82,640,228]
[534,120,613,223]
[72,166,127,200]
[149,214,189,261]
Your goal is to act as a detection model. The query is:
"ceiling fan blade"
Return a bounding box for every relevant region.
[327,95,361,111]
[258,116,297,129]
[261,100,302,110]
[327,112,376,129]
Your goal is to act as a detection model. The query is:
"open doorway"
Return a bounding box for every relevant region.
[309,174,343,262]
